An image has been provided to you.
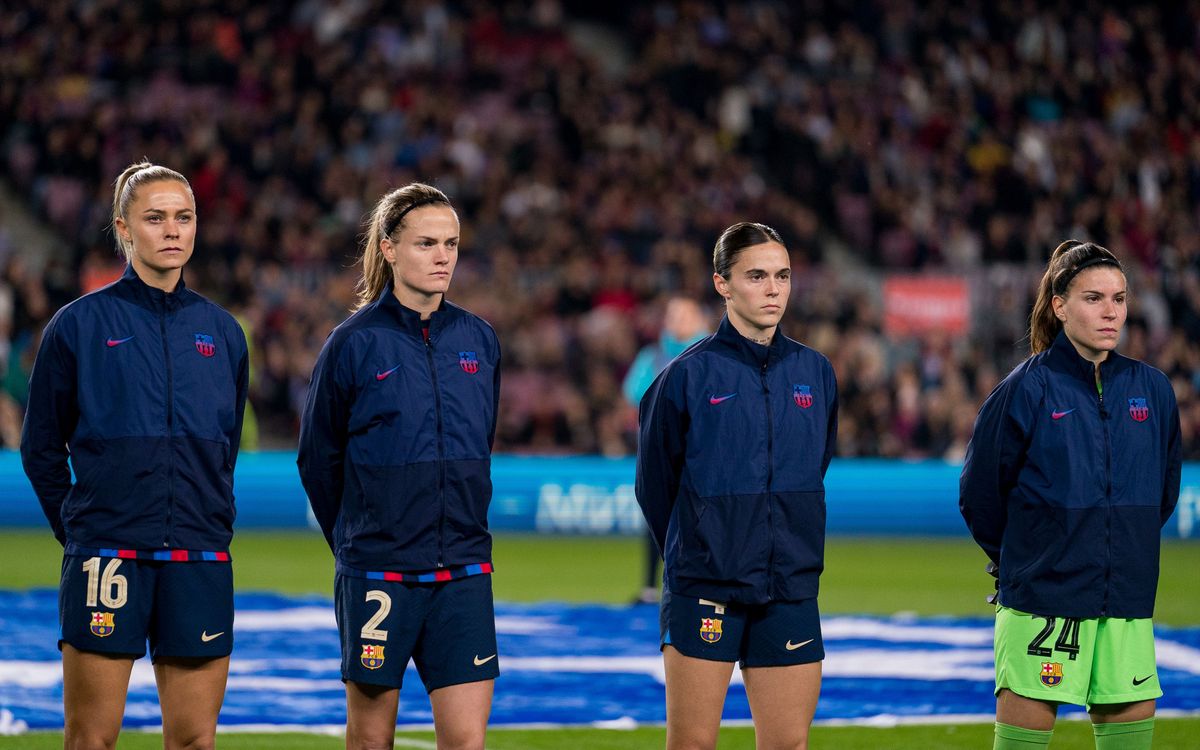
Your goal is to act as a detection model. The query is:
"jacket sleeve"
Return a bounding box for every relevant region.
[959,367,1032,564]
[297,334,350,550]
[821,364,839,476]
[635,366,687,556]
[228,326,250,470]
[20,313,78,546]
[1161,388,1182,526]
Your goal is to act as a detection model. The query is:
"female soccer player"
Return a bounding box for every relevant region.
[298,183,501,750]
[636,222,837,750]
[21,161,249,750]
[960,240,1181,750]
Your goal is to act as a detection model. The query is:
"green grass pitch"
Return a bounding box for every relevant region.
[1,531,1197,748]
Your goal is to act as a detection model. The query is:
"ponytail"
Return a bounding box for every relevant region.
[111,160,193,262]
[1029,240,1123,354]
[356,183,452,309]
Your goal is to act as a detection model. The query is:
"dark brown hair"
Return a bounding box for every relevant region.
[713,222,784,279]
[1029,240,1124,354]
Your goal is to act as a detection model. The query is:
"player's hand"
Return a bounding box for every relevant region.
[985,560,999,605]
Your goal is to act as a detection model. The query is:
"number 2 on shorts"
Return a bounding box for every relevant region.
[360,589,390,641]
[1026,616,1081,661]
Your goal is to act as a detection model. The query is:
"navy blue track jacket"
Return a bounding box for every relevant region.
[960,331,1182,619]
[297,287,500,572]
[636,316,838,605]
[21,265,249,551]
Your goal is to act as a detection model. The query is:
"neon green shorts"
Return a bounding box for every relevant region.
[994,606,1162,709]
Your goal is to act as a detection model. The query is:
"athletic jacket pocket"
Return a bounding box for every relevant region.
[677,493,769,584]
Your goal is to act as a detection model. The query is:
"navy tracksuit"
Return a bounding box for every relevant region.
[960,332,1182,619]
[21,265,249,552]
[636,316,838,606]
[297,287,500,572]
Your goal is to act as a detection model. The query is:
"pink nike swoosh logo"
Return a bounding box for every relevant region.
[106,336,134,347]
[709,393,737,405]
[1051,409,1074,420]
[375,364,402,381]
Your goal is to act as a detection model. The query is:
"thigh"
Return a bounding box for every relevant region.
[994,606,1096,708]
[345,680,401,750]
[336,574,425,689]
[59,554,152,657]
[412,574,499,692]
[742,598,824,668]
[742,661,822,749]
[660,588,747,663]
[151,562,234,660]
[62,643,134,748]
[663,645,736,750]
[430,680,494,750]
[155,655,230,750]
[1088,617,1161,710]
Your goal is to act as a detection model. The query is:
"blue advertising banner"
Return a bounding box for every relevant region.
[1,452,1196,538]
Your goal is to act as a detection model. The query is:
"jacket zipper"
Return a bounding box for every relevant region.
[159,301,175,547]
[761,360,775,600]
[1098,369,1111,616]
[425,329,447,567]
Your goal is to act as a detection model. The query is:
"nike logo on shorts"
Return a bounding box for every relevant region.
[785,639,814,651]
[1132,674,1154,686]
[201,631,225,642]
[474,654,497,666]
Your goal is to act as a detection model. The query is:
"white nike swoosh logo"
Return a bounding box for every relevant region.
[473,654,497,666]
[201,631,225,642]
[785,639,814,651]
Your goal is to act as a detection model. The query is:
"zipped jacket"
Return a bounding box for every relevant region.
[21,265,249,552]
[636,316,838,605]
[960,331,1182,619]
[297,287,500,572]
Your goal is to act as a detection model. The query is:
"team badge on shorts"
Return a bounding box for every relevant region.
[699,617,723,643]
[361,644,386,670]
[194,333,216,358]
[1040,661,1063,687]
[459,351,479,374]
[1128,398,1149,422]
[90,611,115,637]
[793,384,813,409]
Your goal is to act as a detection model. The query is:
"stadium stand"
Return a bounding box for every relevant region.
[1,0,1198,457]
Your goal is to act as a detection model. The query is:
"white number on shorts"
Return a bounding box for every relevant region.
[81,557,128,609]
[360,590,390,641]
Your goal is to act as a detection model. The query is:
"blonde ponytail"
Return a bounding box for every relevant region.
[355,183,452,309]
[111,160,193,261]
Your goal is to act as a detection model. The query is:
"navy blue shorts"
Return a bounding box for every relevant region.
[59,555,233,661]
[660,589,824,667]
[335,572,498,692]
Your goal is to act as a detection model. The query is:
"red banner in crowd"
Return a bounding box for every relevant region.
[882,275,970,336]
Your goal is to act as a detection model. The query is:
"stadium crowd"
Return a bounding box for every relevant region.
[1,0,1199,458]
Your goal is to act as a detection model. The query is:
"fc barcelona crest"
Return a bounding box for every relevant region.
[699,617,723,643]
[793,384,813,409]
[1040,661,1063,687]
[361,644,386,670]
[1128,398,1150,422]
[459,351,479,374]
[194,333,216,358]
[90,611,115,638]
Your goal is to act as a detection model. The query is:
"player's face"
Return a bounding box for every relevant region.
[714,241,791,339]
[382,205,459,307]
[1053,266,1127,363]
[116,180,196,283]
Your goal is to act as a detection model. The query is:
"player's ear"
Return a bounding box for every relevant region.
[713,273,731,300]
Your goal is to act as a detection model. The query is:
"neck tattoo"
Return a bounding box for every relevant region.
[743,332,771,345]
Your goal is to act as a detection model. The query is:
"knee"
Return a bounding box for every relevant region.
[164,732,216,750]
[436,730,487,750]
[346,729,399,750]
[65,723,120,750]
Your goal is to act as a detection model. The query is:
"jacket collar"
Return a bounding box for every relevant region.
[711,314,784,368]
[1045,329,1130,383]
[373,283,457,337]
[114,264,187,309]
